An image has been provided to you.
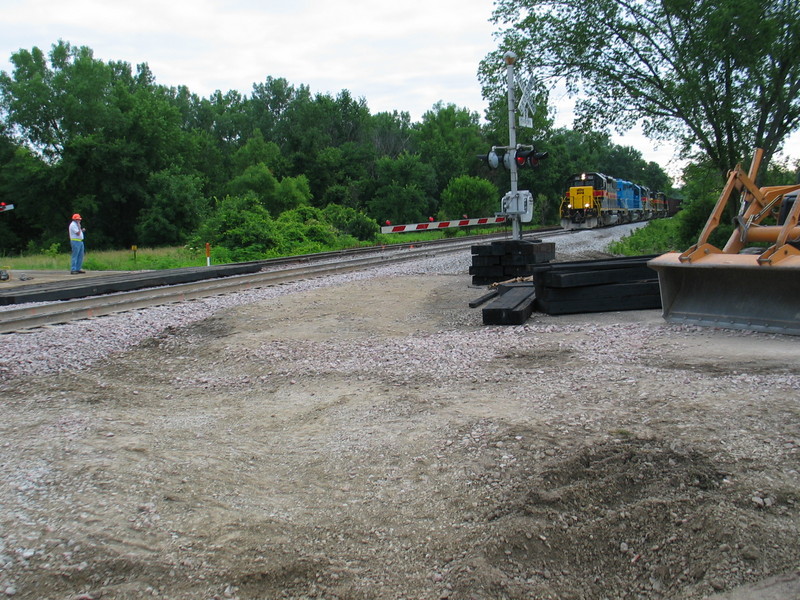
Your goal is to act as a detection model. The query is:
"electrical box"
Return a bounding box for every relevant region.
[500,190,534,223]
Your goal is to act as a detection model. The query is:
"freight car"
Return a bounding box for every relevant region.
[560,172,675,230]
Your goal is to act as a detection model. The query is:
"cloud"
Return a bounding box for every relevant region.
[1,0,495,117]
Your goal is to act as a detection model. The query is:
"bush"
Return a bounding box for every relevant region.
[608,218,683,255]
[322,204,379,241]
[190,194,284,261]
[440,175,499,220]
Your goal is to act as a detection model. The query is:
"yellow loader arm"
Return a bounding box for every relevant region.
[648,148,800,335]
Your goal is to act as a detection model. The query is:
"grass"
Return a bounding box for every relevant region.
[1,246,207,272]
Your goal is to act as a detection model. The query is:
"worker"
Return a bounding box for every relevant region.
[69,213,86,274]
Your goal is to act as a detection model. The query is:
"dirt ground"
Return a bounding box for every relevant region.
[1,270,799,600]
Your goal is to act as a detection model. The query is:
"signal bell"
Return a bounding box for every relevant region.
[479,149,502,169]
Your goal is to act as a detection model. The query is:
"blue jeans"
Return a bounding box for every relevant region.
[70,240,84,272]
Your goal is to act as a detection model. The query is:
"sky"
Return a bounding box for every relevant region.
[0,0,795,182]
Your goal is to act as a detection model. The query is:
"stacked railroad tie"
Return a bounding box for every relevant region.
[532,255,661,315]
[472,254,662,325]
[469,239,556,286]
[478,282,537,325]
[469,239,554,326]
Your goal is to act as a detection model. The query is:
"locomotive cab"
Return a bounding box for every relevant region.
[561,172,618,229]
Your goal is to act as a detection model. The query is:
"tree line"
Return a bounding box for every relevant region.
[0,40,672,258]
[482,0,800,184]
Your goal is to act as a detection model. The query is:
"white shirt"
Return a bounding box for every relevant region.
[69,221,84,241]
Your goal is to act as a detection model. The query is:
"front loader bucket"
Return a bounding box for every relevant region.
[648,252,800,335]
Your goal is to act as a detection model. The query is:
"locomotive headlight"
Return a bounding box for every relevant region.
[567,203,572,209]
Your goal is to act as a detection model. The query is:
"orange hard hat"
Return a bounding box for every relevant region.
[72,213,82,220]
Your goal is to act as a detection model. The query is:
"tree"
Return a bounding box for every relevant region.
[366,153,437,225]
[226,163,311,216]
[0,129,57,251]
[484,0,800,179]
[412,103,486,198]
[232,129,288,178]
[440,176,499,219]
[0,42,200,248]
[247,76,296,140]
[370,110,413,158]
[0,42,123,162]
[136,168,207,246]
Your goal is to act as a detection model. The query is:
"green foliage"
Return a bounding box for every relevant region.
[440,176,499,219]
[608,218,683,255]
[322,204,379,241]
[227,163,278,202]
[277,206,338,249]
[226,165,311,217]
[136,167,207,246]
[275,205,375,253]
[186,199,377,262]
[232,129,288,176]
[675,194,734,249]
[412,103,486,198]
[276,174,312,214]
[367,153,437,224]
[0,38,717,257]
[190,194,282,261]
[484,0,800,178]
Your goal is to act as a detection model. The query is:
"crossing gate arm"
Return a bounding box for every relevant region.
[381,216,508,234]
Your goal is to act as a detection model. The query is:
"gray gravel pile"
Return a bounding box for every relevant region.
[0,224,646,381]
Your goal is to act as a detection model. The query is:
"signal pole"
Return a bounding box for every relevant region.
[477,52,544,238]
[504,51,521,240]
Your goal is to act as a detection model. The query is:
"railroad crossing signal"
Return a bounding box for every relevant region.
[478,146,548,170]
[0,202,14,212]
[515,148,548,168]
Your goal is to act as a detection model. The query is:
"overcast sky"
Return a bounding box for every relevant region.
[1,0,795,179]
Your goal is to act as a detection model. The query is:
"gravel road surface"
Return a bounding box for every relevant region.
[1,224,799,600]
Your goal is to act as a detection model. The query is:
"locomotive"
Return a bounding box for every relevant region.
[560,172,672,230]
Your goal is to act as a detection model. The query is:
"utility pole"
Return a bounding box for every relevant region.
[504,52,522,240]
[477,52,547,239]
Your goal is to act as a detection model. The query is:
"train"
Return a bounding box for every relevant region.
[560,172,680,230]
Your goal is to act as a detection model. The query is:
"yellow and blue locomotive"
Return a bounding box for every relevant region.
[560,172,671,230]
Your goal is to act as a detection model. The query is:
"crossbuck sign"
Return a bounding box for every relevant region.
[516,73,537,129]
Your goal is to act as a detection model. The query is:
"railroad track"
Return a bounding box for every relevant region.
[0,235,487,333]
[0,229,570,334]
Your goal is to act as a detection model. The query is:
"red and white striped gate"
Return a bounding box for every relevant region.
[381,216,507,234]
